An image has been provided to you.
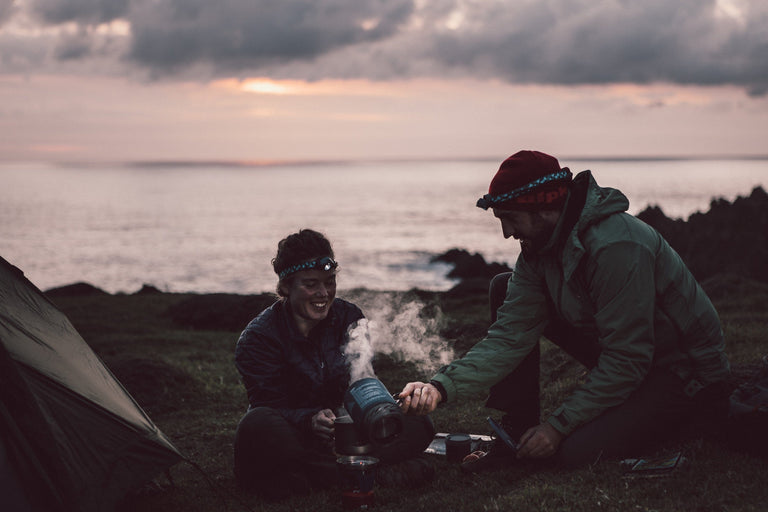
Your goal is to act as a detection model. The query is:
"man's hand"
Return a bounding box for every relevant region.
[516,423,564,459]
[311,408,336,442]
[397,382,442,415]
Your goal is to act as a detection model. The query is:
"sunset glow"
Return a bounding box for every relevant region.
[240,79,294,95]
[604,84,714,107]
[213,78,414,98]
[715,0,746,23]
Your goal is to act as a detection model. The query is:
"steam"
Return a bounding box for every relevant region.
[343,291,455,383]
[345,319,376,383]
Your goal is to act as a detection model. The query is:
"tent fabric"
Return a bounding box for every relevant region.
[0,257,182,511]
[1,344,69,511]
[0,433,37,512]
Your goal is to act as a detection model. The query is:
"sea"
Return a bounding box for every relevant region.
[1,158,767,295]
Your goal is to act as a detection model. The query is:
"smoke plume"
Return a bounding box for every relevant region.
[343,291,454,383]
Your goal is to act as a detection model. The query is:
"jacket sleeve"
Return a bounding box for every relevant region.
[548,240,656,435]
[234,328,319,432]
[432,257,550,401]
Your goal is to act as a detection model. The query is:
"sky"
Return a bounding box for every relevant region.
[1,0,767,163]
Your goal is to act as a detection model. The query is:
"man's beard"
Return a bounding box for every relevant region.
[519,224,555,258]
[519,239,534,258]
[519,239,540,258]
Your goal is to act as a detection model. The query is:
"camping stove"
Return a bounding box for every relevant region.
[338,377,404,452]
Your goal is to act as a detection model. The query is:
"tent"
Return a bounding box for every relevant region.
[0,257,182,511]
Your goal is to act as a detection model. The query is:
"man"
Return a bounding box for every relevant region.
[399,150,730,470]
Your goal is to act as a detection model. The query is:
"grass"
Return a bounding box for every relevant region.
[50,274,768,512]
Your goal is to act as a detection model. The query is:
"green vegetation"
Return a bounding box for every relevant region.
[50,274,768,512]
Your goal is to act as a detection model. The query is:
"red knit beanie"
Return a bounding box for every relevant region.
[476,150,572,211]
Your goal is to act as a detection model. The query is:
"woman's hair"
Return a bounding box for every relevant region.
[272,229,334,297]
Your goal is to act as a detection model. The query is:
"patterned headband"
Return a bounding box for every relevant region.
[278,256,338,279]
[476,169,572,210]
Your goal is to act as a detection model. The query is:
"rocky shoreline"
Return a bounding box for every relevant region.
[45,185,768,334]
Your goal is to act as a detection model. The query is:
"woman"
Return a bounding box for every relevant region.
[233,229,433,499]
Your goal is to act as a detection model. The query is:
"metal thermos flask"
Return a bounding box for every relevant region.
[343,378,404,446]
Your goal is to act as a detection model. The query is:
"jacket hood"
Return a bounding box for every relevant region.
[574,170,629,229]
[559,170,630,280]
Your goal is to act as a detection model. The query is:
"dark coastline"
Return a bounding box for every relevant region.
[45,183,768,303]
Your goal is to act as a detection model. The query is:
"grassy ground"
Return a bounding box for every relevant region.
[50,274,768,512]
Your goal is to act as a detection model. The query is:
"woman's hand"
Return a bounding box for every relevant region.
[397,382,441,415]
[311,408,336,442]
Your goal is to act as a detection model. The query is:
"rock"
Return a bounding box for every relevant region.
[445,278,491,298]
[432,249,512,281]
[166,293,277,331]
[134,284,163,295]
[638,186,768,284]
[45,282,109,297]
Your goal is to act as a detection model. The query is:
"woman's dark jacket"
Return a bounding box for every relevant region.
[235,298,364,433]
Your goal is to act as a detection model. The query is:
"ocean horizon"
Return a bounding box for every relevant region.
[8,153,768,168]
[2,157,767,295]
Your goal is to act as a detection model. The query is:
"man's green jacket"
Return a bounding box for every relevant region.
[432,170,730,435]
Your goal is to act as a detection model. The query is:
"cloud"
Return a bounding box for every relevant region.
[53,29,94,60]
[28,0,129,25]
[126,0,414,73]
[420,0,768,95]
[3,0,768,95]
[0,0,15,26]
